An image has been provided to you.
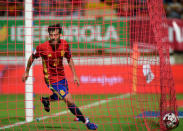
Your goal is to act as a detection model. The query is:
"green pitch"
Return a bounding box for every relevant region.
[0,94,183,131]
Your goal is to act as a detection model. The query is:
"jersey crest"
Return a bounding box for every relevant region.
[60,90,65,96]
[61,50,65,56]
[48,54,52,57]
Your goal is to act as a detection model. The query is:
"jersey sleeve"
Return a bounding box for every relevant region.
[32,45,41,59]
[64,43,72,62]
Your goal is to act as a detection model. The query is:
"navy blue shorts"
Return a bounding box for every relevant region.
[48,79,69,100]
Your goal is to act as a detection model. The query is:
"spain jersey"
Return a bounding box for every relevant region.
[33,39,71,84]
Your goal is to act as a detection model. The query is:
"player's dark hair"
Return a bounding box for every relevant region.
[48,23,62,34]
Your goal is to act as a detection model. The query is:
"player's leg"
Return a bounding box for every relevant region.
[64,93,88,123]
[57,79,98,130]
[64,93,98,130]
[41,93,60,112]
[41,86,62,112]
[48,79,87,123]
[41,97,50,112]
[42,79,98,130]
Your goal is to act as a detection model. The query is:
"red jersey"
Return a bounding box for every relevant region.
[33,39,71,84]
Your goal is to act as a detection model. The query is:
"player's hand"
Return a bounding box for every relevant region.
[74,75,80,86]
[22,72,29,82]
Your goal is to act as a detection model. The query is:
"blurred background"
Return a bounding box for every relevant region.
[0,0,183,52]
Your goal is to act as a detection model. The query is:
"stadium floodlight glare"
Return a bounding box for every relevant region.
[24,0,33,122]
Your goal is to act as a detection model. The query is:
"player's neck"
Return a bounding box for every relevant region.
[50,44,59,51]
[49,40,61,51]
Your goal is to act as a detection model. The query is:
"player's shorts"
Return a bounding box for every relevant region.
[48,79,69,100]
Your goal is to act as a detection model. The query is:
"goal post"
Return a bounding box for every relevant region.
[132,42,139,93]
[24,0,33,122]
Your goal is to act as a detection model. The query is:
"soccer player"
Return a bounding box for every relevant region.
[22,24,98,130]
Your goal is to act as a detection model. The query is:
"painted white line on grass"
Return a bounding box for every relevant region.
[0,121,28,130]
[0,93,131,130]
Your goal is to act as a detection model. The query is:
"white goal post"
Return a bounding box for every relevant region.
[24,0,33,122]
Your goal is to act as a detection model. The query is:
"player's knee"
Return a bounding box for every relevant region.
[67,99,75,106]
[64,93,74,105]
[64,97,74,106]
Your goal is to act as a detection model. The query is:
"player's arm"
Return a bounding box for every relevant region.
[68,58,80,86]
[65,42,80,86]
[22,46,40,82]
[22,55,36,82]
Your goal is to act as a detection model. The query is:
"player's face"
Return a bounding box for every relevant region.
[49,29,61,44]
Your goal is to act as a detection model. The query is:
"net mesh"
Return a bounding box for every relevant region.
[0,0,177,130]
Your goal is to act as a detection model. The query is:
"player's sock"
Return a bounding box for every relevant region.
[68,104,86,123]
[41,97,50,112]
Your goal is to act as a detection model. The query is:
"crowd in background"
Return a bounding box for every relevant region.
[164,0,183,19]
[0,0,183,19]
[0,0,23,16]
[0,0,85,17]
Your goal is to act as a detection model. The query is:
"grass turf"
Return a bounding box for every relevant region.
[0,94,183,131]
